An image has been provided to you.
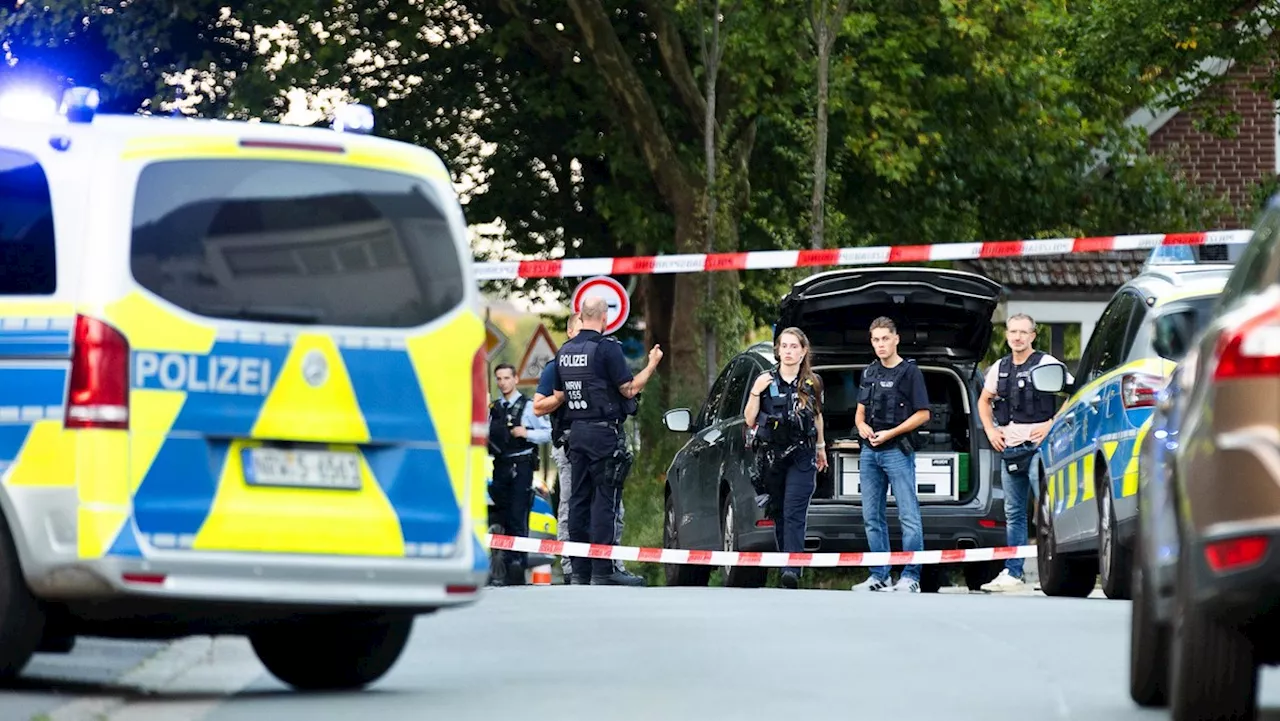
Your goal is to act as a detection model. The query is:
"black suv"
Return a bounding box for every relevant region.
[660,267,1011,590]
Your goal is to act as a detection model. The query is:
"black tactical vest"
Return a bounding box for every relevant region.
[755,368,817,448]
[993,351,1057,425]
[556,333,625,422]
[862,359,917,432]
[488,393,535,457]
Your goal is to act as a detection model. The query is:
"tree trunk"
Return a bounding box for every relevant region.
[702,2,720,390]
[811,36,832,250]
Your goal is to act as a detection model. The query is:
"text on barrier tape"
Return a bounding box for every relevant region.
[485,534,1038,568]
[473,229,1253,280]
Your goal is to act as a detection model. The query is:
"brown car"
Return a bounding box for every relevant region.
[1130,203,1280,721]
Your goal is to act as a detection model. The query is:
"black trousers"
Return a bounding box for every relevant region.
[566,420,626,578]
[491,454,535,568]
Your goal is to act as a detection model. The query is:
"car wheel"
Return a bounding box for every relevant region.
[1036,470,1096,598]
[1169,553,1257,721]
[721,494,767,588]
[1128,530,1169,707]
[663,492,710,587]
[250,614,413,691]
[0,511,44,680]
[1098,469,1133,600]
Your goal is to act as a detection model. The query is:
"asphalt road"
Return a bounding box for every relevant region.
[10,585,1280,721]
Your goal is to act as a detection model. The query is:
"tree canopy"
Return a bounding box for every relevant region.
[0,0,1257,404]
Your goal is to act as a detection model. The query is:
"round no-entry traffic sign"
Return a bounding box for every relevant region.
[571,275,630,335]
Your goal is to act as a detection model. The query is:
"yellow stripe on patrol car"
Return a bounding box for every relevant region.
[128,390,186,494]
[191,440,404,556]
[1122,420,1152,497]
[105,292,216,354]
[121,136,452,183]
[250,333,370,443]
[406,314,486,541]
[6,421,76,488]
[1067,461,1079,509]
[1081,454,1096,501]
[75,429,130,558]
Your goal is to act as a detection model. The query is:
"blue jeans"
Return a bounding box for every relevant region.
[1000,442,1041,578]
[860,445,923,582]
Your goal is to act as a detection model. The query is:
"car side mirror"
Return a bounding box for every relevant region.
[1153,308,1197,362]
[663,408,693,433]
[1030,361,1068,394]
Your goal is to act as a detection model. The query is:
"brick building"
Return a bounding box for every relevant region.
[961,54,1278,365]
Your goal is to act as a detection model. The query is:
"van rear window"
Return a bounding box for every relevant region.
[130,159,466,328]
[0,149,57,295]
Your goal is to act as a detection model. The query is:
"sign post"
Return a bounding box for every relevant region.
[570,275,630,335]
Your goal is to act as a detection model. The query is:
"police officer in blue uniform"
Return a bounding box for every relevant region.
[551,296,662,586]
[977,313,1067,592]
[488,363,552,586]
[851,316,931,593]
[744,327,827,589]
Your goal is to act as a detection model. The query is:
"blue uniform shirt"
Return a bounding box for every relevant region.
[536,359,558,398]
[500,390,552,453]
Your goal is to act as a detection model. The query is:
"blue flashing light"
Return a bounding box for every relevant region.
[332,103,375,134]
[60,86,100,124]
[0,87,59,121]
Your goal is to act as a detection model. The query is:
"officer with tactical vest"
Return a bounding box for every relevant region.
[488,363,552,586]
[534,312,642,585]
[744,326,827,590]
[550,296,662,586]
[851,316,932,593]
[977,313,1068,592]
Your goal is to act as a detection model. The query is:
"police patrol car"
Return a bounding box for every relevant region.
[1033,260,1233,601]
[0,87,490,690]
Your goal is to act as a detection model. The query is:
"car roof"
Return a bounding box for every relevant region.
[1122,264,1233,307]
[0,111,448,174]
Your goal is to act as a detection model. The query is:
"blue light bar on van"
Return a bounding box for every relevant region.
[0,87,59,121]
[61,86,100,124]
[332,103,374,134]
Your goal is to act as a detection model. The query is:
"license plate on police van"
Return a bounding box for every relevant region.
[242,447,362,491]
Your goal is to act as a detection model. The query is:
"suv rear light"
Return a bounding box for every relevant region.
[471,346,489,447]
[1205,535,1269,573]
[1213,304,1280,380]
[1121,373,1163,408]
[66,315,130,430]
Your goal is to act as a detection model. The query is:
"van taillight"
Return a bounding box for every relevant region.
[1121,373,1163,408]
[1214,305,1280,381]
[66,315,130,430]
[471,346,489,447]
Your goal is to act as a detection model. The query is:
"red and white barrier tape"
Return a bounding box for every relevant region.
[473,230,1252,280]
[485,533,1037,568]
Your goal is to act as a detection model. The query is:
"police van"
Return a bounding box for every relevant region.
[0,87,490,690]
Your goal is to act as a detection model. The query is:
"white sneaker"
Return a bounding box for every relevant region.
[851,575,891,592]
[891,577,920,593]
[980,569,1025,593]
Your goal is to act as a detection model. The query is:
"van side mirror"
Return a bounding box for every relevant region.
[663,408,693,433]
[1153,308,1197,362]
[1030,361,1068,394]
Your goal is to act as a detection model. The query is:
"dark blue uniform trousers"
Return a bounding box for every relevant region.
[566,420,626,579]
[774,447,817,576]
[491,454,534,569]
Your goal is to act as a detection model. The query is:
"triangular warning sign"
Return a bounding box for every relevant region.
[516,324,559,386]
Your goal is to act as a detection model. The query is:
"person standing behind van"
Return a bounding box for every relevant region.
[744,327,828,590]
[977,313,1067,592]
[489,363,552,586]
[851,317,931,593]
